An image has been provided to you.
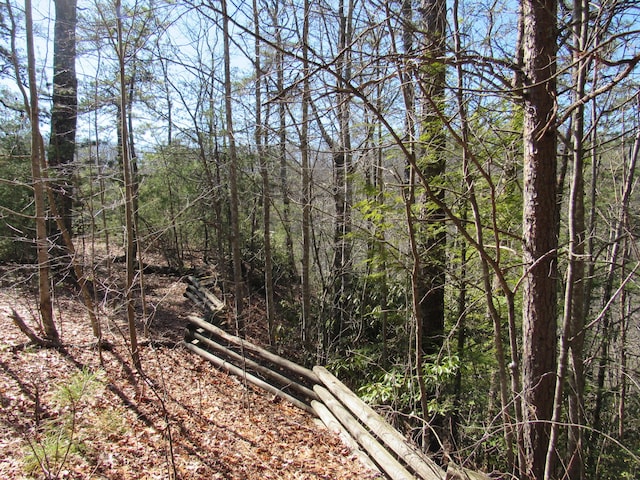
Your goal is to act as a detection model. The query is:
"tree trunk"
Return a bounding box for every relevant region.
[221,0,245,333]
[327,0,354,351]
[617,241,630,441]
[49,0,78,247]
[116,0,141,371]
[271,1,297,280]
[24,0,59,345]
[520,0,558,476]
[564,3,589,476]
[300,0,312,345]
[412,0,448,452]
[254,0,275,345]
[417,0,447,358]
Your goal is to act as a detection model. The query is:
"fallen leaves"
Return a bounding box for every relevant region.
[0,275,380,479]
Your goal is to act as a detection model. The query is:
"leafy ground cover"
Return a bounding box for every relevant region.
[0,265,379,479]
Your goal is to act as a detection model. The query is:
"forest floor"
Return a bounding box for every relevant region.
[0,257,381,479]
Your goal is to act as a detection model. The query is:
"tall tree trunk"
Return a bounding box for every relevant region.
[124,65,148,329]
[545,9,588,472]
[116,0,141,371]
[300,0,312,345]
[563,3,589,477]
[49,0,77,248]
[521,0,558,476]
[583,49,600,317]
[327,0,354,350]
[24,0,59,345]
[417,0,446,358]
[127,68,140,238]
[92,55,111,271]
[617,240,631,441]
[254,0,275,345]
[397,0,434,448]
[221,0,245,333]
[410,0,447,453]
[271,1,297,280]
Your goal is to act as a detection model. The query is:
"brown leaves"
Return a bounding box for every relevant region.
[0,276,379,479]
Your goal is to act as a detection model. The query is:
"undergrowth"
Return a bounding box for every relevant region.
[22,367,127,479]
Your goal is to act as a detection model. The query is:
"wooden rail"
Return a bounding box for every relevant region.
[183,278,489,480]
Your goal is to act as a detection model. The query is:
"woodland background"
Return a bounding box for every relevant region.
[0,0,639,478]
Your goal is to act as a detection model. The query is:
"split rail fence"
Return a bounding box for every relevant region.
[183,276,488,480]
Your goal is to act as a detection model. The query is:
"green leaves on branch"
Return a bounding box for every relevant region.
[357,355,460,415]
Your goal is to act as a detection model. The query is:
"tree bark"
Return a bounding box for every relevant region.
[300,0,312,345]
[49,0,78,246]
[24,0,59,345]
[520,0,558,476]
[116,0,141,371]
[416,0,447,358]
[410,0,448,452]
[563,2,589,476]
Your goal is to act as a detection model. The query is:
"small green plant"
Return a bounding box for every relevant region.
[23,368,102,479]
[359,369,414,406]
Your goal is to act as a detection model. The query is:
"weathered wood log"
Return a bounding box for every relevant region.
[184,290,207,310]
[311,400,382,476]
[201,289,225,311]
[183,317,483,479]
[187,315,319,385]
[189,286,225,313]
[185,284,225,314]
[187,329,318,402]
[184,341,314,414]
[314,384,415,480]
[314,366,446,480]
[185,288,215,318]
[186,276,226,311]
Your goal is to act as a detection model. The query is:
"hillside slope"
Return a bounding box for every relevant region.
[0,269,379,479]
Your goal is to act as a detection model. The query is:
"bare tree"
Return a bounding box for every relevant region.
[396,0,447,451]
[115,0,141,371]
[23,0,59,344]
[253,0,276,344]
[544,0,590,476]
[270,0,297,280]
[300,0,312,345]
[220,0,245,334]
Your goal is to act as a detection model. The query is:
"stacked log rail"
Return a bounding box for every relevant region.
[183,277,488,480]
[184,314,319,414]
[183,275,226,320]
